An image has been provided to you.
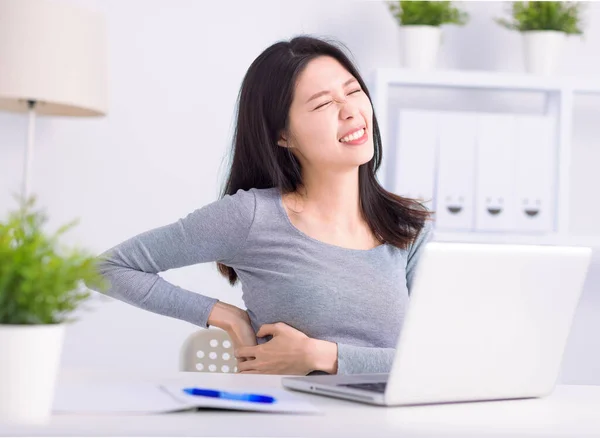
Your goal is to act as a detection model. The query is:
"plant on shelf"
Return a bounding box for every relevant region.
[387,1,469,70]
[496,1,583,35]
[495,1,584,75]
[0,195,107,424]
[388,1,469,27]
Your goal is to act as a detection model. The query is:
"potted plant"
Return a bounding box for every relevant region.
[387,1,469,70]
[496,1,584,76]
[0,196,106,424]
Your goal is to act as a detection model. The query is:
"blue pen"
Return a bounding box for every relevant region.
[183,387,276,404]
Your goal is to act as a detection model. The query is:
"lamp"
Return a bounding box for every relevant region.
[0,0,108,200]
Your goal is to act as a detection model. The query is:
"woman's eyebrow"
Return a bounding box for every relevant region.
[305,78,358,104]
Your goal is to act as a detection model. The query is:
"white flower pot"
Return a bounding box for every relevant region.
[401,25,442,70]
[522,30,566,76]
[0,324,65,424]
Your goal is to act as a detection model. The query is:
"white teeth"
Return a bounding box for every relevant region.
[340,128,365,143]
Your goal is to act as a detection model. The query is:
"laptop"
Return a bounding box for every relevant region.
[282,242,592,406]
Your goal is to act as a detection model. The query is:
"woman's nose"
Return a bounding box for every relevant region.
[339,100,359,120]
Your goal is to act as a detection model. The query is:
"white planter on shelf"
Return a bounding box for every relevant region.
[401,25,442,70]
[522,30,566,75]
[0,324,65,424]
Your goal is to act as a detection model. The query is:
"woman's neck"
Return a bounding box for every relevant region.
[293,171,364,231]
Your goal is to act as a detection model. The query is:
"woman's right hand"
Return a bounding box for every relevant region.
[207,301,257,365]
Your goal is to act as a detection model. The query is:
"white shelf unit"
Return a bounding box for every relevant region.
[369,68,600,246]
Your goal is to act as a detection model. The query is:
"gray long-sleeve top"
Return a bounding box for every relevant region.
[97,187,432,374]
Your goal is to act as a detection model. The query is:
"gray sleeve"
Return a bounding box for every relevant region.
[335,219,434,375]
[336,343,395,374]
[96,188,256,328]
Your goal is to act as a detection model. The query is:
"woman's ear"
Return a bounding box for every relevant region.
[277,132,289,148]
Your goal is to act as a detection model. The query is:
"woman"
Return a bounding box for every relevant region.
[97,35,433,376]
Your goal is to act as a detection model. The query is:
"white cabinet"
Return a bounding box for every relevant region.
[435,112,477,231]
[393,110,437,210]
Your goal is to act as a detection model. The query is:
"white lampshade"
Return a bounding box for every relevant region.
[0,0,108,117]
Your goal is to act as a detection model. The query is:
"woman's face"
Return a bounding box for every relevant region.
[278,56,374,172]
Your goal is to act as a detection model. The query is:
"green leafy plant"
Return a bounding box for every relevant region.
[388,1,469,27]
[0,196,107,325]
[496,1,584,35]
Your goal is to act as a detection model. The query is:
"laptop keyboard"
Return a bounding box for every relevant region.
[338,382,388,393]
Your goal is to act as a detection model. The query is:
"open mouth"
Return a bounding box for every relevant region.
[339,127,366,144]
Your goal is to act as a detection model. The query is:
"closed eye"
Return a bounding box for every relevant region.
[314,101,332,110]
[313,89,362,110]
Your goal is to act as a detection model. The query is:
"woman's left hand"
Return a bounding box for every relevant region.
[234,322,316,375]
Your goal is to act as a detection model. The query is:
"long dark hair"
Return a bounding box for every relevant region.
[217,35,431,285]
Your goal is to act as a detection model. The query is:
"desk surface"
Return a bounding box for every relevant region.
[2,368,600,437]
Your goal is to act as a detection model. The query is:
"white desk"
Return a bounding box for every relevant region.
[2,368,600,437]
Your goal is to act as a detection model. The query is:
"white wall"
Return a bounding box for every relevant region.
[1,0,599,384]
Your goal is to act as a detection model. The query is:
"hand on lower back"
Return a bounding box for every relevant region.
[207,301,257,365]
[227,311,258,365]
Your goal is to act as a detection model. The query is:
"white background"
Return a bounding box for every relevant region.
[0,0,598,384]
